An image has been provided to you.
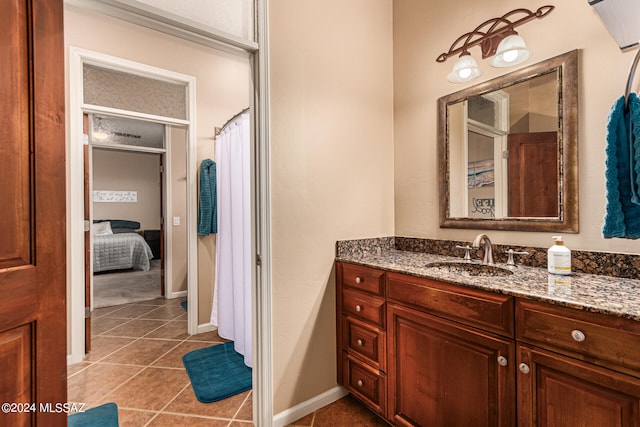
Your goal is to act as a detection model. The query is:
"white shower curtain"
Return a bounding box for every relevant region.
[211,111,252,367]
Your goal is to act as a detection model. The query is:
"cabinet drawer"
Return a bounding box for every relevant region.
[344,316,386,371]
[340,263,385,296]
[516,300,640,376]
[387,272,514,337]
[343,289,385,328]
[343,353,386,416]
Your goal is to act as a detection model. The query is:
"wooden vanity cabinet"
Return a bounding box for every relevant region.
[516,300,640,427]
[336,262,387,416]
[387,303,515,426]
[386,272,516,427]
[337,262,516,425]
[337,262,640,426]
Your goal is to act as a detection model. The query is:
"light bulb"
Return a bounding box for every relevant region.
[459,68,472,79]
[502,50,518,63]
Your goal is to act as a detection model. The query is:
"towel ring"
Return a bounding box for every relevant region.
[625,48,640,109]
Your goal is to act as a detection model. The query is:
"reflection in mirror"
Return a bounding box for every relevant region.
[439,50,578,232]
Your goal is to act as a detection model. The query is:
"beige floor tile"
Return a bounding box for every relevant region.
[67,362,93,377]
[101,338,181,366]
[151,341,213,369]
[229,422,254,426]
[84,336,136,362]
[163,297,187,307]
[147,413,229,426]
[140,305,187,321]
[118,408,157,427]
[92,305,127,318]
[108,304,161,318]
[143,320,189,340]
[164,387,249,419]
[235,391,253,421]
[133,297,170,306]
[312,395,388,426]
[91,317,132,335]
[187,329,227,343]
[102,367,190,411]
[101,319,167,338]
[67,363,144,405]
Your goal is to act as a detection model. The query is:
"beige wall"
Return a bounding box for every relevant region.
[92,149,161,230]
[64,5,252,346]
[269,0,395,413]
[394,0,640,255]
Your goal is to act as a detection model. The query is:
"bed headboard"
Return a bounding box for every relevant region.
[94,219,141,234]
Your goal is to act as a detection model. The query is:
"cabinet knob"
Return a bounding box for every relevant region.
[357,380,364,387]
[497,356,508,367]
[355,305,363,312]
[357,339,364,346]
[571,329,586,342]
[355,276,362,284]
[519,363,530,374]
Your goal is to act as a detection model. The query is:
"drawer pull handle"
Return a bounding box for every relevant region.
[357,339,364,346]
[357,380,364,387]
[355,305,363,312]
[571,329,586,342]
[497,356,508,367]
[519,363,530,374]
[355,276,362,284]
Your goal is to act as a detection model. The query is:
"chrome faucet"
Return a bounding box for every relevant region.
[472,233,494,264]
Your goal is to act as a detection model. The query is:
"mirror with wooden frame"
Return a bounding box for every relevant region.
[438,50,578,232]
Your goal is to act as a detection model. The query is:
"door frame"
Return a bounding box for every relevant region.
[69,47,198,363]
[66,2,273,424]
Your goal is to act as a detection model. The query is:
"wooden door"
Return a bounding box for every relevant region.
[0,1,66,426]
[387,304,515,427]
[518,344,640,427]
[508,132,558,217]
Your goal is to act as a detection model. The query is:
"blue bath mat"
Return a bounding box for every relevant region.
[68,402,118,427]
[180,300,188,311]
[182,341,252,403]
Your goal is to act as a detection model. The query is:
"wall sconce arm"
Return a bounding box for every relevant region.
[436,5,554,63]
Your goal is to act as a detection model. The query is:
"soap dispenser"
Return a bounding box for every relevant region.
[547,236,571,275]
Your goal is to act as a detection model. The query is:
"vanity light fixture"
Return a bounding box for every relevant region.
[437,5,554,83]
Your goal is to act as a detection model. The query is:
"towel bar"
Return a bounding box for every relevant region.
[625,48,640,109]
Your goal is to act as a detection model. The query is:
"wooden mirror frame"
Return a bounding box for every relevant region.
[438,49,578,232]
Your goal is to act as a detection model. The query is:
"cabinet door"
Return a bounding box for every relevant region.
[518,344,640,427]
[388,303,515,427]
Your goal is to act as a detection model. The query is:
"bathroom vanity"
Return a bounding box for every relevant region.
[336,248,640,426]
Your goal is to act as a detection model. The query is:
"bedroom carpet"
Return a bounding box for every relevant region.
[93,260,161,308]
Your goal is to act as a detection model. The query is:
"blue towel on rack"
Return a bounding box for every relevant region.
[603,94,640,238]
[198,159,217,236]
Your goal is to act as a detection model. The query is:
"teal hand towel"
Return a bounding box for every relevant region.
[603,95,640,238]
[198,159,217,236]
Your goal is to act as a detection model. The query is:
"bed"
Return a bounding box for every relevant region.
[93,220,154,273]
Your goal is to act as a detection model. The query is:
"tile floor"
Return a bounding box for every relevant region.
[68,297,387,426]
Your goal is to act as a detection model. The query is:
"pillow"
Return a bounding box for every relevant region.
[93,221,113,236]
[108,219,140,230]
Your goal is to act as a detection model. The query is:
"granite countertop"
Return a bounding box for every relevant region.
[337,249,640,321]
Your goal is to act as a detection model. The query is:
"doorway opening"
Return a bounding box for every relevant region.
[86,114,189,313]
[69,48,198,363]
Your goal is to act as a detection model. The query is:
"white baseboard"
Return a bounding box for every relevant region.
[67,354,77,365]
[168,290,187,298]
[273,386,348,427]
[197,323,216,334]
